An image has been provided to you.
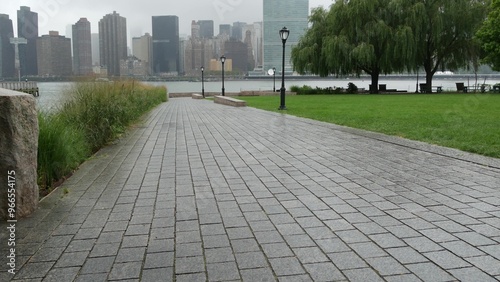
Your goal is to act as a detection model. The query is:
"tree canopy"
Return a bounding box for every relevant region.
[292,0,490,93]
[477,0,500,71]
[292,0,414,93]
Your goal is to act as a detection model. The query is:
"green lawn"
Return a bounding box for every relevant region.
[238,94,500,158]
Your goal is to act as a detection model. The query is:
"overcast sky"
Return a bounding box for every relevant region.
[3,0,334,39]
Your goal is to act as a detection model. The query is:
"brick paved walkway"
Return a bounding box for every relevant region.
[2,98,500,281]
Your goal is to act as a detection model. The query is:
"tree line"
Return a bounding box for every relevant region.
[292,0,499,93]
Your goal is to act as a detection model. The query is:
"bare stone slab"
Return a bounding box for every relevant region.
[0,89,39,220]
[214,96,246,107]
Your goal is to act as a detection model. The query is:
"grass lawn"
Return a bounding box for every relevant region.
[238,94,500,158]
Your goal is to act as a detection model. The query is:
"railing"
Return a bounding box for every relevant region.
[0,81,39,97]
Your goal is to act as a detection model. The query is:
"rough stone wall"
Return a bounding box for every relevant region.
[0,89,39,220]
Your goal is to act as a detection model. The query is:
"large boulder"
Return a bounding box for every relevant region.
[0,89,39,220]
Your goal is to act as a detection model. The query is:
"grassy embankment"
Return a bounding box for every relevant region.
[238,94,500,158]
[37,81,167,195]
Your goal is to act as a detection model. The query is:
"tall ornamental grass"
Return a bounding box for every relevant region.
[37,81,167,193]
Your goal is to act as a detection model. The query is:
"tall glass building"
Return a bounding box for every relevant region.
[152,16,179,75]
[263,0,308,75]
[17,6,38,76]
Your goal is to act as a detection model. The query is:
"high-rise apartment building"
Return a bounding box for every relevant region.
[132,33,153,75]
[36,31,72,76]
[72,18,92,76]
[263,0,308,74]
[99,11,127,76]
[0,14,15,78]
[232,22,246,41]
[17,6,38,76]
[152,16,179,74]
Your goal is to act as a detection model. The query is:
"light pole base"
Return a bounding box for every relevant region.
[278,106,287,110]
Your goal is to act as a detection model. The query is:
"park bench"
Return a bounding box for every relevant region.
[214,96,247,107]
[419,83,442,93]
[192,93,204,99]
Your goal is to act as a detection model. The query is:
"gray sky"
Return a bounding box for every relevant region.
[3,0,334,39]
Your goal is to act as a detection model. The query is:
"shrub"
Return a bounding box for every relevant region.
[37,80,167,193]
[347,82,358,94]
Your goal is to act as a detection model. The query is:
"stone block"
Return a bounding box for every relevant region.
[0,89,39,220]
[214,96,246,107]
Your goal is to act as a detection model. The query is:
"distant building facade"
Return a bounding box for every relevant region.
[0,14,15,78]
[132,33,153,75]
[225,40,248,73]
[36,31,72,76]
[120,56,149,77]
[198,20,214,39]
[91,33,100,66]
[17,6,38,76]
[232,22,246,41]
[219,24,231,37]
[263,0,308,74]
[72,18,93,76]
[152,15,179,75]
[99,11,127,77]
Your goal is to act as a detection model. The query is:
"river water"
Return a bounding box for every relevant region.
[36,76,500,111]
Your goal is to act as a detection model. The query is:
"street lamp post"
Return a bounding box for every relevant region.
[279,27,289,110]
[273,67,276,92]
[220,55,226,96]
[201,66,205,98]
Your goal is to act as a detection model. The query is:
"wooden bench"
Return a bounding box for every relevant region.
[192,93,204,99]
[214,96,246,107]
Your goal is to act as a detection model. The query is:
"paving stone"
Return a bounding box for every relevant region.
[175,256,205,274]
[448,267,498,282]
[42,267,80,282]
[144,252,174,269]
[294,247,329,264]
[54,251,89,267]
[14,262,54,279]
[303,262,345,281]
[269,257,306,276]
[386,247,428,264]
[89,243,120,258]
[108,261,142,280]
[74,273,108,282]
[80,256,115,274]
[204,247,235,264]
[141,267,174,281]
[240,267,276,282]
[115,247,146,262]
[327,251,368,270]
[343,267,384,282]
[406,262,456,281]
[235,251,269,269]
[465,255,500,276]
[261,242,295,258]
[424,250,471,269]
[207,261,241,281]
[175,272,207,282]
[29,247,65,262]
[366,256,410,276]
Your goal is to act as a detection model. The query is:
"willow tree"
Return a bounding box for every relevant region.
[477,0,500,71]
[292,0,414,93]
[401,0,489,92]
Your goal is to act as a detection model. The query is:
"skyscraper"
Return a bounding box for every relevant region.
[72,18,92,76]
[99,11,127,77]
[132,33,153,75]
[263,0,308,74]
[198,20,214,39]
[219,24,231,37]
[152,16,179,74]
[36,31,72,76]
[17,6,38,76]
[0,14,15,78]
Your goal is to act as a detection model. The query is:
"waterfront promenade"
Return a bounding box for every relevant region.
[1,98,500,281]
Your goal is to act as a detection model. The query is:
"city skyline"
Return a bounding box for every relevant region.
[2,0,333,40]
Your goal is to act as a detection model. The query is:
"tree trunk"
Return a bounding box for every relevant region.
[370,72,379,94]
[425,72,433,93]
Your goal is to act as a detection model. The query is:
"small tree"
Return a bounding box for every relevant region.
[477,0,500,71]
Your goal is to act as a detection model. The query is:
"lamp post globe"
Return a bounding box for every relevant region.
[201,66,205,98]
[279,27,289,110]
[220,56,226,96]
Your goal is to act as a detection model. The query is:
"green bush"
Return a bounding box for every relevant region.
[347,82,358,94]
[291,85,344,95]
[37,81,167,192]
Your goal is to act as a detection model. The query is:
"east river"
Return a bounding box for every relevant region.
[35,75,500,111]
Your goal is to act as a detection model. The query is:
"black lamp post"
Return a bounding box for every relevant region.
[220,55,226,96]
[273,67,276,92]
[279,27,289,110]
[201,66,205,98]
